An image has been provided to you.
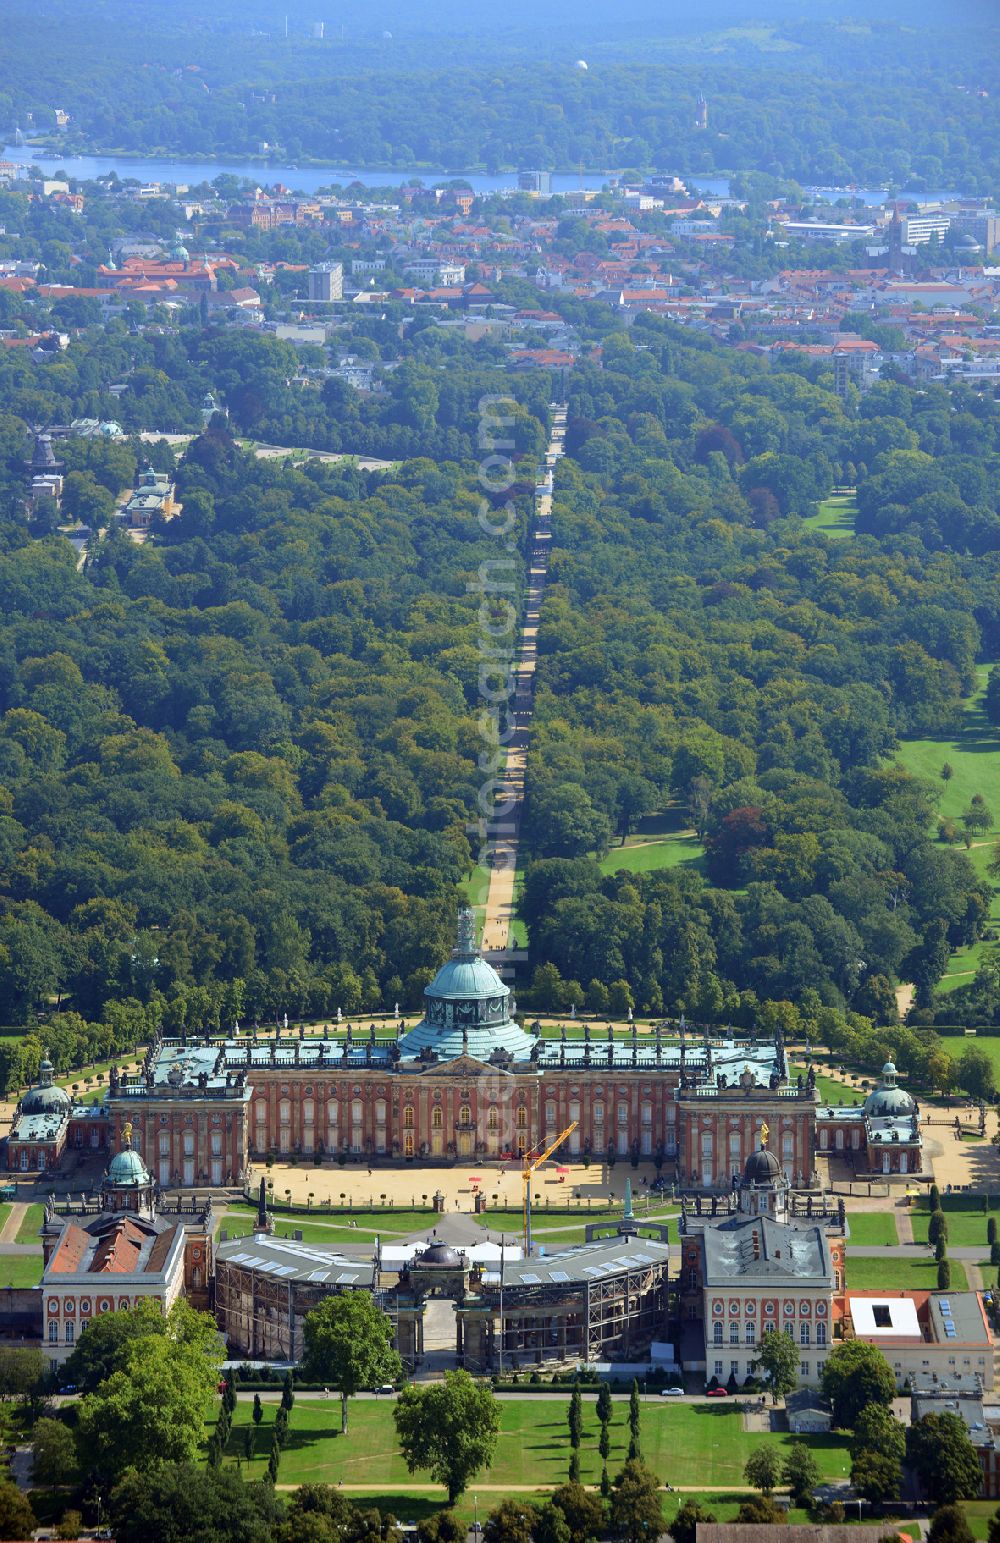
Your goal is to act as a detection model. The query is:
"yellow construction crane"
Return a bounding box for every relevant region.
[522,1121,578,1255]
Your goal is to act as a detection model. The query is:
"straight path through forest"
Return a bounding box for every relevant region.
[481,408,566,965]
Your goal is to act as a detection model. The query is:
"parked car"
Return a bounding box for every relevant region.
[660,1386,684,1397]
[705,1387,728,1398]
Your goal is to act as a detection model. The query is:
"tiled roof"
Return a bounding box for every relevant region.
[92,1218,148,1274]
[49,1223,89,1274]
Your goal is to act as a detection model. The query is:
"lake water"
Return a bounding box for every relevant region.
[1,147,962,208]
[1,148,641,196]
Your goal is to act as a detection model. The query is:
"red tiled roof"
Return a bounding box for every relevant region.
[92,1218,148,1274]
[49,1223,90,1274]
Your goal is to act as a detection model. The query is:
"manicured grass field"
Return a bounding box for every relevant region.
[894,663,1000,992]
[788,1063,862,1108]
[598,810,705,879]
[934,1033,1000,1080]
[215,1397,852,1493]
[912,1197,1000,1247]
[802,493,857,540]
[599,832,706,877]
[461,863,492,911]
[15,1204,45,1244]
[0,1255,43,1287]
[845,1255,967,1292]
[845,1212,899,1246]
[220,1206,441,1245]
[959,1502,1000,1540]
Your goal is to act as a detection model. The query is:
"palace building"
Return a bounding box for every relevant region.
[8,911,922,1190]
[37,1126,214,1370]
[678,1134,846,1389]
[215,1178,672,1371]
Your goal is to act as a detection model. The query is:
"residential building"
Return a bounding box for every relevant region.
[307,261,344,301]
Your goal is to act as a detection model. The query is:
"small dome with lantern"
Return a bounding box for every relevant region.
[863,1061,915,1119]
[21,1057,70,1117]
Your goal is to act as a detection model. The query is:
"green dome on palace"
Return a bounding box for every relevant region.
[22,1058,70,1116]
[106,1147,150,1188]
[863,1061,915,1119]
[398,908,534,1062]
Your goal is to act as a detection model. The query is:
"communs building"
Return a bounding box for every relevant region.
[214,1183,671,1371]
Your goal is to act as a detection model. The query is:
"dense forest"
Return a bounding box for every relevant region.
[519,322,1000,1032]
[0,425,536,1074]
[4,0,1000,189]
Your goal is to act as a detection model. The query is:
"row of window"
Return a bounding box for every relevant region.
[713,1321,826,1346]
[49,1320,84,1343]
[255,1102,526,1131]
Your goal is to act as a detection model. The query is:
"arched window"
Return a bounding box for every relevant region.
[701,1131,713,1155]
[729,1322,739,1345]
[488,1107,499,1131]
[800,1323,810,1346]
[403,1105,414,1129]
[516,1107,527,1128]
[279,1100,291,1126]
[745,1322,755,1346]
[432,1106,443,1129]
[713,1322,723,1345]
[303,1099,315,1126]
[460,1105,472,1127]
[375,1100,386,1126]
[327,1100,338,1128]
[545,1101,557,1125]
[351,1100,363,1125]
[593,1103,604,1126]
[816,1322,827,1346]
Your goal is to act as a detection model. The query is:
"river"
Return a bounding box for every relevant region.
[1,147,965,207]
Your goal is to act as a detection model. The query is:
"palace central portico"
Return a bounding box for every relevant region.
[10,910,922,1191]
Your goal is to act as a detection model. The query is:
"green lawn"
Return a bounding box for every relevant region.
[845,1212,899,1246]
[461,863,492,914]
[0,1255,43,1287]
[214,1398,851,1493]
[15,1204,45,1244]
[220,1206,441,1245]
[599,832,706,877]
[845,1255,967,1292]
[219,1203,679,1250]
[0,1205,12,1236]
[894,664,1000,992]
[598,810,705,878]
[912,1196,1000,1247]
[802,493,857,540]
[960,1503,1000,1540]
[788,1064,862,1108]
[932,1030,1000,1080]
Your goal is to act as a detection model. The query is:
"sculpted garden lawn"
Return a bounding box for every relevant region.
[212,1396,851,1494]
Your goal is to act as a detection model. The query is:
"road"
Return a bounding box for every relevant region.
[481,407,566,963]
